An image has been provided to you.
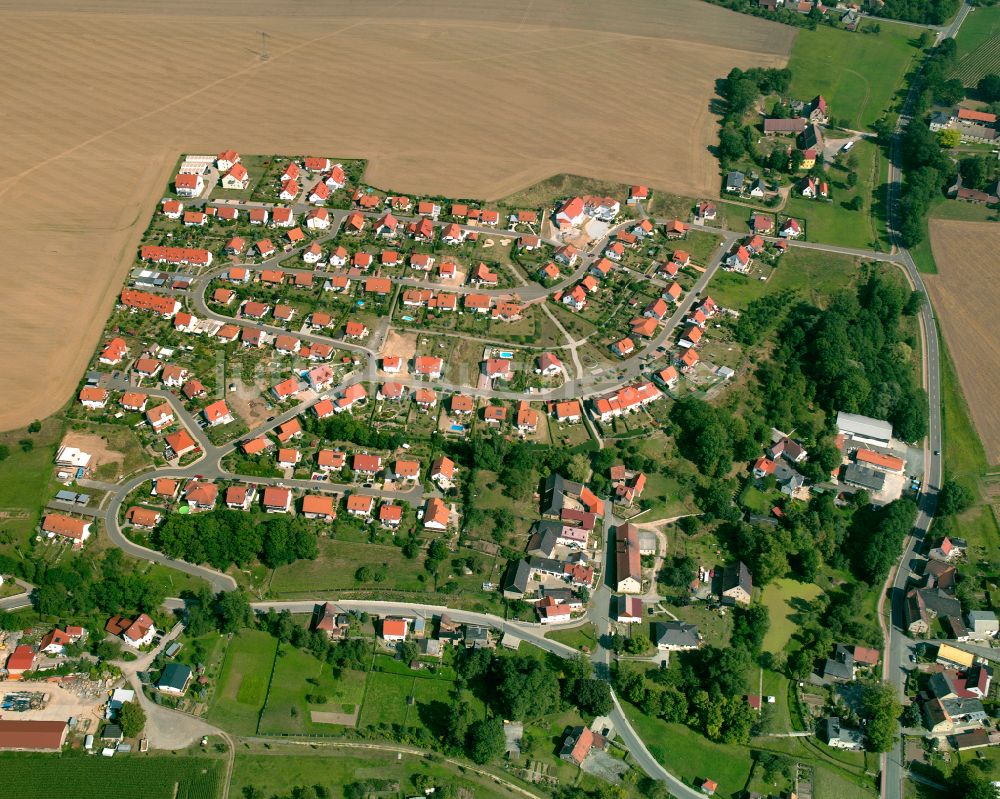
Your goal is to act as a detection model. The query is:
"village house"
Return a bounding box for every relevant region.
[346,494,374,519]
[105,613,156,649]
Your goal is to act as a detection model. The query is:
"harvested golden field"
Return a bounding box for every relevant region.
[0,0,792,431]
[928,219,1000,464]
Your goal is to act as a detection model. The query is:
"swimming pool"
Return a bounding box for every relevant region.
[450,424,465,433]
[401,315,415,322]
[498,351,514,359]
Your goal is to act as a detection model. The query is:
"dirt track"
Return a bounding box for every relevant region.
[0,0,792,431]
[928,219,1000,465]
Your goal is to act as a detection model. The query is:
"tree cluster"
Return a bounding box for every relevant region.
[847,498,918,584]
[876,0,959,26]
[669,396,767,478]
[859,681,902,752]
[153,508,318,570]
[302,411,403,452]
[757,270,927,442]
[24,548,166,622]
[615,605,768,744]
[784,583,882,680]
[958,154,999,192]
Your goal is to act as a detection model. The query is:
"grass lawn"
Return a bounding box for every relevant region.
[939,332,990,486]
[269,538,429,594]
[760,578,825,654]
[0,413,65,552]
[662,603,733,648]
[259,645,369,734]
[133,559,210,598]
[207,629,277,735]
[783,140,885,250]
[637,469,697,520]
[1,753,225,799]
[358,671,417,728]
[230,747,522,799]
[812,762,879,799]
[950,5,1000,85]
[787,22,920,130]
[357,669,463,733]
[621,703,752,797]
[741,484,777,515]
[708,248,862,310]
[545,622,598,652]
[499,173,636,214]
[681,230,725,264]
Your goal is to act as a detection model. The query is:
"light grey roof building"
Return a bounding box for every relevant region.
[655,621,700,651]
[837,411,893,446]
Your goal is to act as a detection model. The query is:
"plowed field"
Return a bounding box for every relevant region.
[928,218,1000,464]
[0,0,792,430]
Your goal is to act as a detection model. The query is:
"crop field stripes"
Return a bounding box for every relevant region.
[951,34,1000,86]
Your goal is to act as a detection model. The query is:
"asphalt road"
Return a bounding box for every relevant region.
[22,109,961,790]
[252,595,706,799]
[877,5,971,794]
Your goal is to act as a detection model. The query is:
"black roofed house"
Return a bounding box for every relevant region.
[930,111,953,132]
[906,588,962,636]
[101,724,123,742]
[502,559,532,599]
[843,463,885,492]
[157,662,193,696]
[726,171,746,193]
[655,621,700,651]
[799,122,824,152]
[821,644,855,682]
[464,625,491,649]
[720,561,753,606]
[527,521,561,558]
[540,473,585,517]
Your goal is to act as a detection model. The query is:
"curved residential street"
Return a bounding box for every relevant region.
[4,63,966,792]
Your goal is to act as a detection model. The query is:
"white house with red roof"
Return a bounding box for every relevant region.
[324,164,347,189]
[536,352,563,376]
[305,208,330,230]
[779,218,803,239]
[203,400,234,427]
[216,150,240,171]
[554,196,585,228]
[221,163,250,190]
[725,246,751,273]
[308,182,331,204]
[174,173,204,197]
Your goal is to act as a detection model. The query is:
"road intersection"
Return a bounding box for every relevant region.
[8,97,963,793]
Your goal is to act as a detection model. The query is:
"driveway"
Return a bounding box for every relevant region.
[114,622,224,750]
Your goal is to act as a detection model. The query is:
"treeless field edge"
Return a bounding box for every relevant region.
[0,0,792,431]
[927,218,1000,465]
